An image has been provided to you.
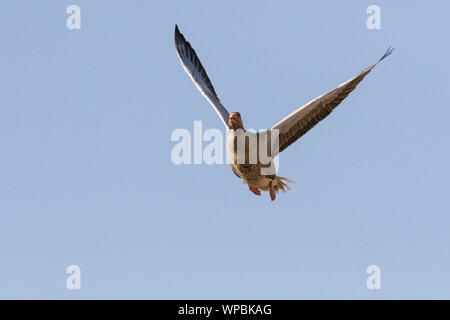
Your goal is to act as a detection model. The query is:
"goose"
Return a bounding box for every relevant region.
[174,25,393,201]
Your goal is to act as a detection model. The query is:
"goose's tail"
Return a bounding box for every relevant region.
[272,176,295,194]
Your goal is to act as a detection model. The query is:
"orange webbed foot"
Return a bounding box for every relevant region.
[248,185,261,196]
[269,181,276,201]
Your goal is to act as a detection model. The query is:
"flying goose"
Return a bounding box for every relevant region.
[174,25,393,201]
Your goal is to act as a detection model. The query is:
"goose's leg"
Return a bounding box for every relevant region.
[269,181,276,201]
[248,185,261,196]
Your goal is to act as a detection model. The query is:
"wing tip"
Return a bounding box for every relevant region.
[379,46,395,62]
[174,24,182,42]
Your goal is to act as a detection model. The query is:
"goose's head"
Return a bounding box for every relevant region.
[228,112,244,130]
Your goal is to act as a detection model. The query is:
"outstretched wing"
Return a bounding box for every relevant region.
[270,47,394,155]
[174,25,230,128]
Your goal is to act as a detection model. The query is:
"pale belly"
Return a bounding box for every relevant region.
[229,162,276,190]
[226,130,276,190]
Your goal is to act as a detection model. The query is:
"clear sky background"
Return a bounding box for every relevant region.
[0,1,449,299]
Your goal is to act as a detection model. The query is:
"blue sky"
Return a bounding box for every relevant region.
[0,1,449,299]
